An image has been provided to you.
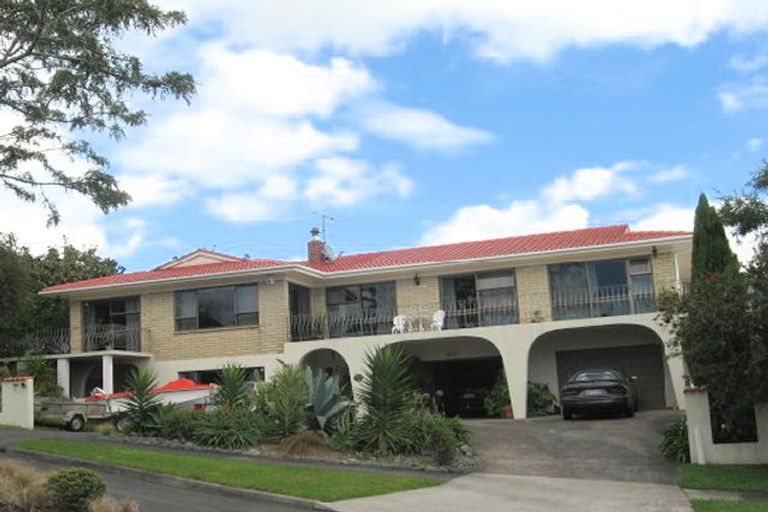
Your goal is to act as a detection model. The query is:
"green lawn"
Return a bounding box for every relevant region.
[681,465,768,493]
[691,501,768,512]
[18,439,440,502]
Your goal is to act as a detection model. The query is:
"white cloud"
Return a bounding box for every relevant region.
[747,137,764,151]
[543,161,637,203]
[730,53,768,73]
[719,77,768,112]
[305,158,413,206]
[359,101,493,150]
[648,165,689,183]
[423,160,636,244]
[422,200,589,245]
[165,0,768,63]
[199,44,376,118]
[118,175,191,207]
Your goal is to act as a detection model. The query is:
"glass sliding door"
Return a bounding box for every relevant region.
[548,263,591,320]
[440,275,478,328]
[440,270,518,328]
[326,281,396,338]
[589,260,630,317]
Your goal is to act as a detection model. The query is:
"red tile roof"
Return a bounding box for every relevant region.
[41,225,690,294]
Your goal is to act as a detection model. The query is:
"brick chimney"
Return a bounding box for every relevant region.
[307,227,325,265]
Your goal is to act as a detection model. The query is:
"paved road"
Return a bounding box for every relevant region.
[1,453,305,512]
[468,410,681,484]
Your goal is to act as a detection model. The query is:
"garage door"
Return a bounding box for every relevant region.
[555,344,666,410]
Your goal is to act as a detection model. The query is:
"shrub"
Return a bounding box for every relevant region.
[399,410,467,465]
[483,373,510,417]
[304,367,353,433]
[212,364,250,412]
[192,408,263,449]
[22,354,58,397]
[123,368,162,435]
[0,460,49,512]
[89,497,139,512]
[660,414,690,463]
[527,382,556,417]
[47,468,105,512]
[329,407,357,452]
[355,345,413,454]
[254,364,307,441]
[94,423,114,436]
[152,404,201,441]
[277,431,330,456]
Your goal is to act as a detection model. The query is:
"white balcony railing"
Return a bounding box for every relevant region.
[83,325,145,352]
[0,328,70,358]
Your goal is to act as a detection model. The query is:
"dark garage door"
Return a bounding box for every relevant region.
[556,344,666,410]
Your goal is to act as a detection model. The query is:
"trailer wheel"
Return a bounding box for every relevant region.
[115,416,131,433]
[68,415,85,432]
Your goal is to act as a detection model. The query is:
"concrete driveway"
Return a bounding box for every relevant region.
[469,410,681,484]
[331,411,692,512]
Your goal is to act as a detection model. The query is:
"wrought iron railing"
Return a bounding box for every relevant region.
[0,329,71,358]
[289,299,520,342]
[550,284,655,321]
[83,325,143,352]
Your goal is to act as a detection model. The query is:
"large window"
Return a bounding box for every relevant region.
[175,284,259,331]
[325,281,396,337]
[440,270,518,328]
[548,257,654,320]
[83,297,141,329]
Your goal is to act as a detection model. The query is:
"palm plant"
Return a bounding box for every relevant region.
[356,345,413,453]
[213,364,250,412]
[123,368,161,435]
[304,368,353,433]
[255,364,308,441]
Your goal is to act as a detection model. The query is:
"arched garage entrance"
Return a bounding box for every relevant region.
[392,336,504,417]
[528,324,673,411]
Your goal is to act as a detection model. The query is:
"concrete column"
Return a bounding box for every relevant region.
[502,350,529,419]
[101,355,114,395]
[56,358,71,398]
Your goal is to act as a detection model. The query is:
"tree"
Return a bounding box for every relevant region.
[691,193,739,286]
[0,234,121,335]
[0,1,195,224]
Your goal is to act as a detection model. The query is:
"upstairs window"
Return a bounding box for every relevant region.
[175,284,259,331]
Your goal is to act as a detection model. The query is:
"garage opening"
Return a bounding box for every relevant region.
[529,325,671,411]
[393,336,504,418]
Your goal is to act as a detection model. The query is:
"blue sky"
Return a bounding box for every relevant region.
[3,1,768,269]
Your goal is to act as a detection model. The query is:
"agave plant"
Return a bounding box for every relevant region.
[355,345,413,453]
[123,368,161,435]
[213,363,251,412]
[304,368,353,433]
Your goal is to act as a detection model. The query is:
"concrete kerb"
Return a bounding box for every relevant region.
[3,446,334,511]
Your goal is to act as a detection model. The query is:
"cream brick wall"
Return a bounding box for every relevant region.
[396,275,440,311]
[515,265,552,323]
[651,251,677,293]
[69,301,82,353]
[143,281,289,361]
[310,287,326,316]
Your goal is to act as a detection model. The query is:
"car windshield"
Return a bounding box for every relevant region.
[571,370,620,382]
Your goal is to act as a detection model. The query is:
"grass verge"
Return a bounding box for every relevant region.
[691,501,768,512]
[18,439,440,502]
[681,465,768,493]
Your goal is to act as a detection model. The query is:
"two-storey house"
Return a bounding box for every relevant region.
[11,224,691,419]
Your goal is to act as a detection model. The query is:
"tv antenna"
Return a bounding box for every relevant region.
[312,211,334,241]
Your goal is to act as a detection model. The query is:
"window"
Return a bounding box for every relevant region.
[325,281,396,337]
[548,257,653,320]
[175,285,259,331]
[440,270,518,328]
[83,297,140,328]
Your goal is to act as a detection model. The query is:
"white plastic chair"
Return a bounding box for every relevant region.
[392,314,408,334]
[431,310,446,331]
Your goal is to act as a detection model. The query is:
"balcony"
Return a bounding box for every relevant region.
[0,329,70,358]
[290,299,520,342]
[550,284,655,321]
[83,325,144,352]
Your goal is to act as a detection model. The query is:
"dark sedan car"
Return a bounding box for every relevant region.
[559,368,637,420]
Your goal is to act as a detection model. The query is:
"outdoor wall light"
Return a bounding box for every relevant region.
[413,274,421,286]
[652,246,658,258]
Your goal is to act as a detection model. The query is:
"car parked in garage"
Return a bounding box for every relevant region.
[559,368,637,420]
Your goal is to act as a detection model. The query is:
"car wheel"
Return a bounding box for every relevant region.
[562,408,573,420]
[625,408,635,418]
[68,415,85,432]
[115,416,131,433]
